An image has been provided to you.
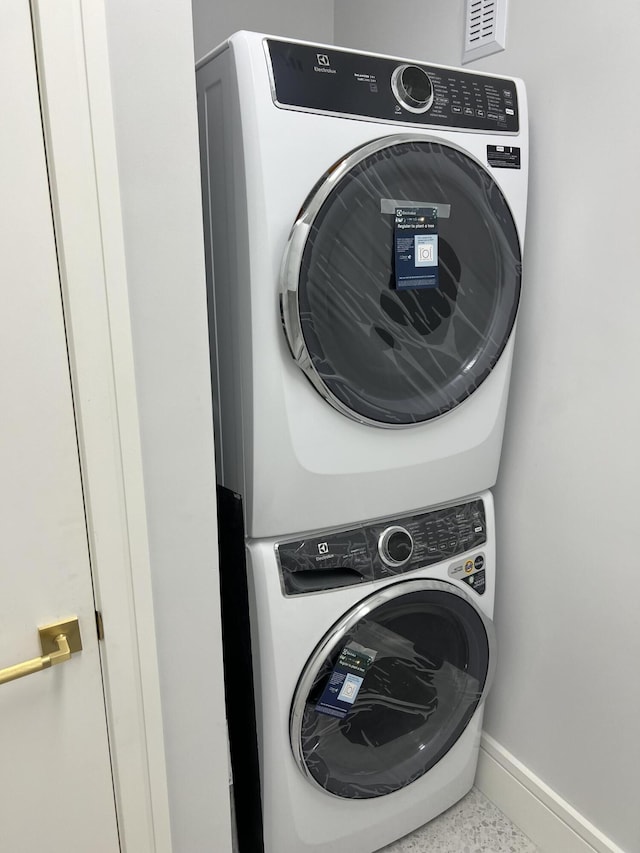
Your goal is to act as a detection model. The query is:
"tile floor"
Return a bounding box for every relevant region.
[379,787,538,852]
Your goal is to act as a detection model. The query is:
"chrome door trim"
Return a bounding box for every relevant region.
[289,577,496,796]
[279,133,509,429]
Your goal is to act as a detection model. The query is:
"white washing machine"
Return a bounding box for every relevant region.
[196,32,528,539]
[244,491,496,852]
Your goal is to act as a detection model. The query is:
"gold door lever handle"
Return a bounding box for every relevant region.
[0,618,82,686]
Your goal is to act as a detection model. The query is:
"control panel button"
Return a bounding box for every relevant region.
[378,526,414,568]
[391,64,434,114]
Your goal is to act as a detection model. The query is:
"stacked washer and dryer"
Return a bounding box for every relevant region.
[197,32,527,853]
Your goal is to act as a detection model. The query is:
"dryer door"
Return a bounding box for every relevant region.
[290,579,495,799]
[281,135,521,427]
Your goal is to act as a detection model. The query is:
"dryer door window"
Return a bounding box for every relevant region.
[290,579,494,799]
[280,136,521,427]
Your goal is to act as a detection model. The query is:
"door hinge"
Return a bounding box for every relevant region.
[95,610,105,641]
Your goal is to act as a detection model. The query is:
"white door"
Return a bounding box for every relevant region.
[0,1,121,849]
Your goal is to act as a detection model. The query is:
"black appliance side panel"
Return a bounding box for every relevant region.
[217,486,264,852]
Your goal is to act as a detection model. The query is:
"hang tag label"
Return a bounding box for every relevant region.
[315,643,377,719]
[394,206,439,290]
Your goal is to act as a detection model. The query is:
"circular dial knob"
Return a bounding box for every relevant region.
[378,526,414,568]
[391,64,434,114]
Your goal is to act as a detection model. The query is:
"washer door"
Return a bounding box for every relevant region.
[281,135,521,427]
[290,579,495,799]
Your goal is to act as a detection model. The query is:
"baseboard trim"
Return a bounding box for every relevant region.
[476,734,626,853]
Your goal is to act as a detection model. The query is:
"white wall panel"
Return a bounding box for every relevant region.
[103,1,232,850]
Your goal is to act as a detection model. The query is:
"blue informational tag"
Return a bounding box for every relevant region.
[315,643,377,719]
[394,206,439,289]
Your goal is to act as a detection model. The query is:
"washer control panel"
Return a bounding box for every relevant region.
[276,498,487,595]
[266,39,519,132]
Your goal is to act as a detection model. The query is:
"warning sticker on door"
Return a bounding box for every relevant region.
[393,206,439,290]
[315,643,377,719]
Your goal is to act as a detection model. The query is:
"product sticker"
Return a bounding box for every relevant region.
[461,569,486,595]
[315,642,377,719]
[487,145,521,169]
[380,198,450,218]
[393,206,439,290]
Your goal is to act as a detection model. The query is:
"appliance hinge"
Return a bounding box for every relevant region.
[95,610,105,641]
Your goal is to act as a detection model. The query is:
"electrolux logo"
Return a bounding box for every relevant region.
[314,53,337,74]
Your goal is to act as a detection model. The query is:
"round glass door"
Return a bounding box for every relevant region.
[280,135,521,427]
[290,580,494,799]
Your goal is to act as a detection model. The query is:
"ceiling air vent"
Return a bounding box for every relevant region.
[462,0,508,64]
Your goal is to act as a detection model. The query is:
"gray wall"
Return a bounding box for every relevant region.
[335,0,464,62]
[335,3,640,851]
[192,0,333,63]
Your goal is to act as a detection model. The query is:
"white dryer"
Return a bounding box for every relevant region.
[197,33,528,539]
[246,491,496,852]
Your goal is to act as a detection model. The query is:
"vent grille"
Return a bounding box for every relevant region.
[463,0,508,64]
[467,0,496,47]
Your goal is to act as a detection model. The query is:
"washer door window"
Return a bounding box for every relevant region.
[290,580,494,799]
[280,135,521,427]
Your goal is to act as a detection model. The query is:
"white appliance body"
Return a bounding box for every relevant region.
[197,32,529,539]
[247,491,496,853]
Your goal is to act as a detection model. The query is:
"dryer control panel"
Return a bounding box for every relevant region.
[266,39,519,132]
[276,498,487,595]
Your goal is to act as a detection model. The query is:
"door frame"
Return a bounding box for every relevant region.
[30,2,204,849]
